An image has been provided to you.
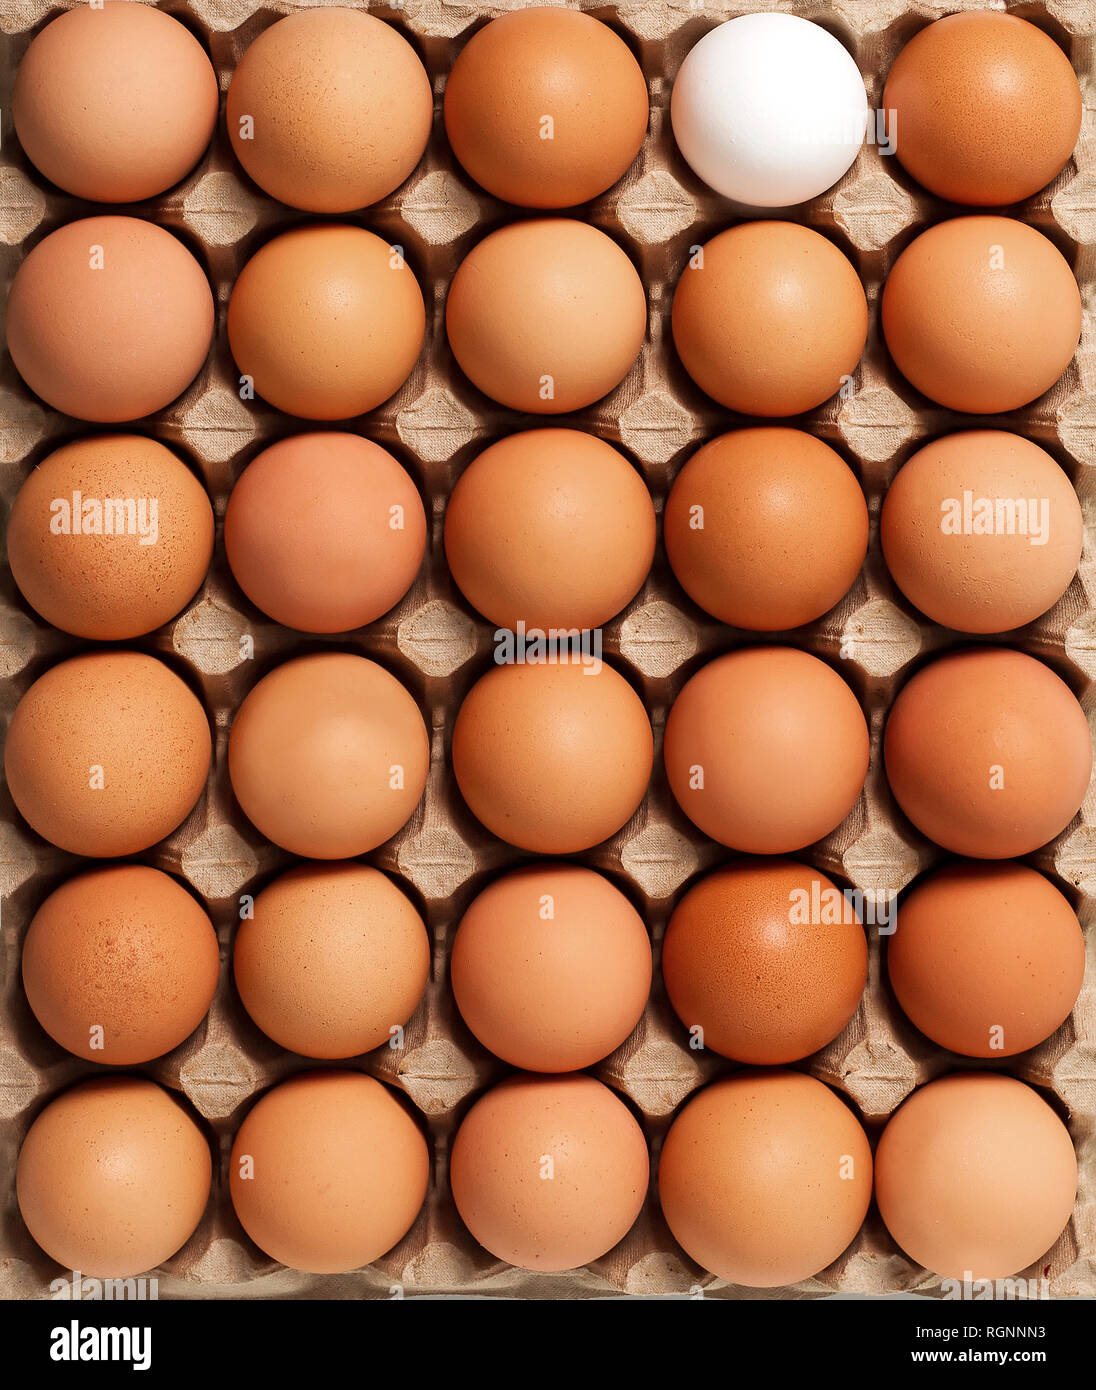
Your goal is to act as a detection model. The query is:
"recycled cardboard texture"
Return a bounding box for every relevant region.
[1,0,1095,1300]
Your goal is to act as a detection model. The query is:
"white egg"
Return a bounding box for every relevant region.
[670,14,869,207]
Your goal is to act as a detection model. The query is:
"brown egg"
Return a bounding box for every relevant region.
[671,222,868,416]
[444,429,655,630]
[664,429,868,629]
[227,225,425,420]
[663,862,867,1064]
[17,1077,211,1278]
[659,1072,872,1287]
[664,648,868,853]
[233,863,430,1059]
[227,8,432,213]
[451,656,653,853]
[875,1073,1077,1281]
[5,652,211,858]
[6,217,213,423]
[7,434,213,640]
[13,1,218,203]
[445,220,646,413]
[444,8,648,208]
[449,1072,648,1271]
[229,1071,428,1274]
[881,216,1081,414]
[228,653,428,859]
[884,648,1091,858]
[224,433,425,633]
[451,864,652,1071]
[888,862,1084,1058]
[22,866,219,1065]
[881,431,1083,634]
[883,12,1081,206]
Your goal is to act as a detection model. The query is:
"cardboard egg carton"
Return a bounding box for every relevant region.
[1,0,1095,1300]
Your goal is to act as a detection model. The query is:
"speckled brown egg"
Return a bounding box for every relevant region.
[229,1070,428,1273]
[449,1072,649,1271]
[5,651,211,858]
[17,1076,211,1278]
[233,863,430,1060]
[658,1072,872,1287]
[22,866,219,1065]
[884,648,1091,858]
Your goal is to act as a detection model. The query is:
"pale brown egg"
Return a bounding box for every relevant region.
[228,653,428,859]
[233,863,430,1059]
[663,861,867,1064]
[5,651,211,858]
[451,656,653,853]
[444,8,648,208]
[445,219,646,413]
[883,12,1081,207]
[664,429,868,629]
[22,866,219,1065]
[881,217,1081,413]
[664,648,868,853]
[224,433,426,633]
[6,217,213,423]
[888,862,1084,1058]
[881,431,1083,634]
[7,434,214,640]
[227,225,425,420]
[884,648,1091,858]
[17,1077,211,1278]
[450,864,652,1072]
[227,8,432,213]
[444,429,655,630]
[449,1072,649,1271]
[875,1073,1077,1281]
[229,1071,428,1274]
[659,1072,872,1287]
[13,1,218,203]
[671,222,868,416]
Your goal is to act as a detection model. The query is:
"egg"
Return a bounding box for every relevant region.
[7,434,214,640]
[664,647,868,854]
[444,429,655,631]
[6,216,213,423]
[888,862,1084,1058]
[451,655,653,853]
[658,1072,872,1287]
[662,861,867,1065]
[228,652,428,859]
[444,8,648,208]
[671,15,868,207]
[229,1071,428,1274]
[17,1077,211,1278]
[227,8,432,213]
[445,219,646,413]
[450,864,652,1072]
[449,1072,648,1271]
[224,433,426,633]
[22,866,219,1065]
[5,651,211,858]
[227,225,425,420]
[884,648,1091,858]
[671,222,867,416]
[13,1,218,203]
[881,216,1081,414]
[881,431,1083,634]
[664,428,868,629]
[875,1073,1077,1281]
[233,863,430,1059]
[883,12,1081,207]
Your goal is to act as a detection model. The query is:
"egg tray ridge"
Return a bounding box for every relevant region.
[2,0,1096,1301]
